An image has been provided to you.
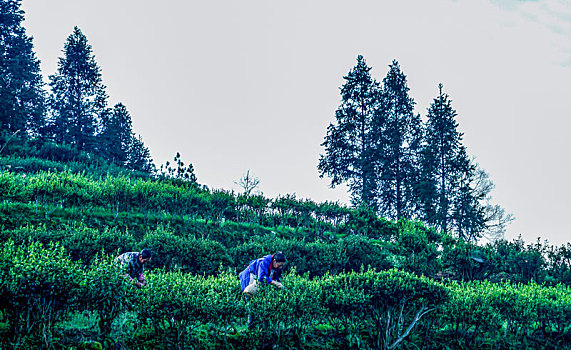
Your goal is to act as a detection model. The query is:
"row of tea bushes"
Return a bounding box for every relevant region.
[0,169,398,238]
[0,240,444,349]
[2,200,569,285]
[0,225,393,277]
[0,241,130,349]
[1,240,570,349]
[437,280,571,348]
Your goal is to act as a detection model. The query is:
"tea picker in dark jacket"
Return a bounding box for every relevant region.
[116,249,152,288]
[239,252,286,294]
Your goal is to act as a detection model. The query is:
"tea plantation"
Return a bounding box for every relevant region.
[1,155,570,349]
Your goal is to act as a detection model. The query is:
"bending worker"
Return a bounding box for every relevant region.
[239,252,287,295]
[116,248,152,288]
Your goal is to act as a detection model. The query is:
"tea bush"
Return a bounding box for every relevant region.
[80,254,134,338]
[393,220,443,277]
[1,239,570,349]
[1,225,136,263]
[138,228,232,275]
[436,280,571,349]
[133,270,246,348]
[2,167,571,348]
[247,271,328,349]
[0,240,83,348]
[321,268,449,349]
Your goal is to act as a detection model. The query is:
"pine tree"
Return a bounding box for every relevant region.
[0,0,45,136]
[99,102,133,165]
[450,148,486,240]
[47,26,108,151]
[376,60,422,220]
[159,152,197,183]
[421,84,511,240]
[318,55,381,209]
[126,134,154,174]
[420,83,464,232]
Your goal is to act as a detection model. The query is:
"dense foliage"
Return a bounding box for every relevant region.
[0,164,570,349]
[0,239,569,349]
[0,1,154,174]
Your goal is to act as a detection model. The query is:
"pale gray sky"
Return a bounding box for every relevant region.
[21,0,571,245]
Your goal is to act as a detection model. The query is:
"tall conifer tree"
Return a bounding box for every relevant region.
[420,84,464,232]
[318,55,381,209]
[99,102,155,174]
[450,148,486,240]
[99,102,133,164]
[127,134,154,174]
[422,84,508,240]
[376,60,422,220]
[48,26,108,151]
[0,0,45,136]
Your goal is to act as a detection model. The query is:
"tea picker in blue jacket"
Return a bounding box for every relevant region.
[239,252,287,329]
[239,252,286,293]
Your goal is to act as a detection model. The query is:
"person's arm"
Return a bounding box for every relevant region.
[271,269,283,288]
[257,258,283,288]
[128,261,135,279]
[257,258,273,284]
[270,280,283,288]
[273,268,282,282]
[137,273,146,287]
[126,258,139,285]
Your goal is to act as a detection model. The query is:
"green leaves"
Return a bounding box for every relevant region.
[439,280,571,348]
[48,26,106,152]
[0,163,570,348]
[1,239,570,349]
[0,240,83,346]
[135,269,246,327]
[139,228,232,274]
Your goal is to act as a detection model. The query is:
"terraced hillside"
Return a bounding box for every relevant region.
[0,152,570,349]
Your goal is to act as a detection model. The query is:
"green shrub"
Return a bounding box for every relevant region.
[233,234,393,278]
[437,281,504,347]
[321,268,449,349]
[65,226,136,263]
[139,227,232,275]
[394,220,443,278]
[80,254,134,338]
[0,240,83,347]
[1,225,136,264]
[436,280,571,349]
[546,243,571,286]
[343,205,398,240]
[486,237,547,283]
[247,271,327,348]
[134,270,245,348]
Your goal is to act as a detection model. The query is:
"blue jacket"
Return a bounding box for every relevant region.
[239,254,282,292]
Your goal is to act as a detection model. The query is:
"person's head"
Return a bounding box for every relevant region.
[139,248,152,264]
[272,252,287,269]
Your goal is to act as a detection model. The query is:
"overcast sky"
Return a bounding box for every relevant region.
[20,0,571,246]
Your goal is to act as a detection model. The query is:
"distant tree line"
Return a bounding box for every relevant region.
[319,55,513,241]
[0,1,154,173]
